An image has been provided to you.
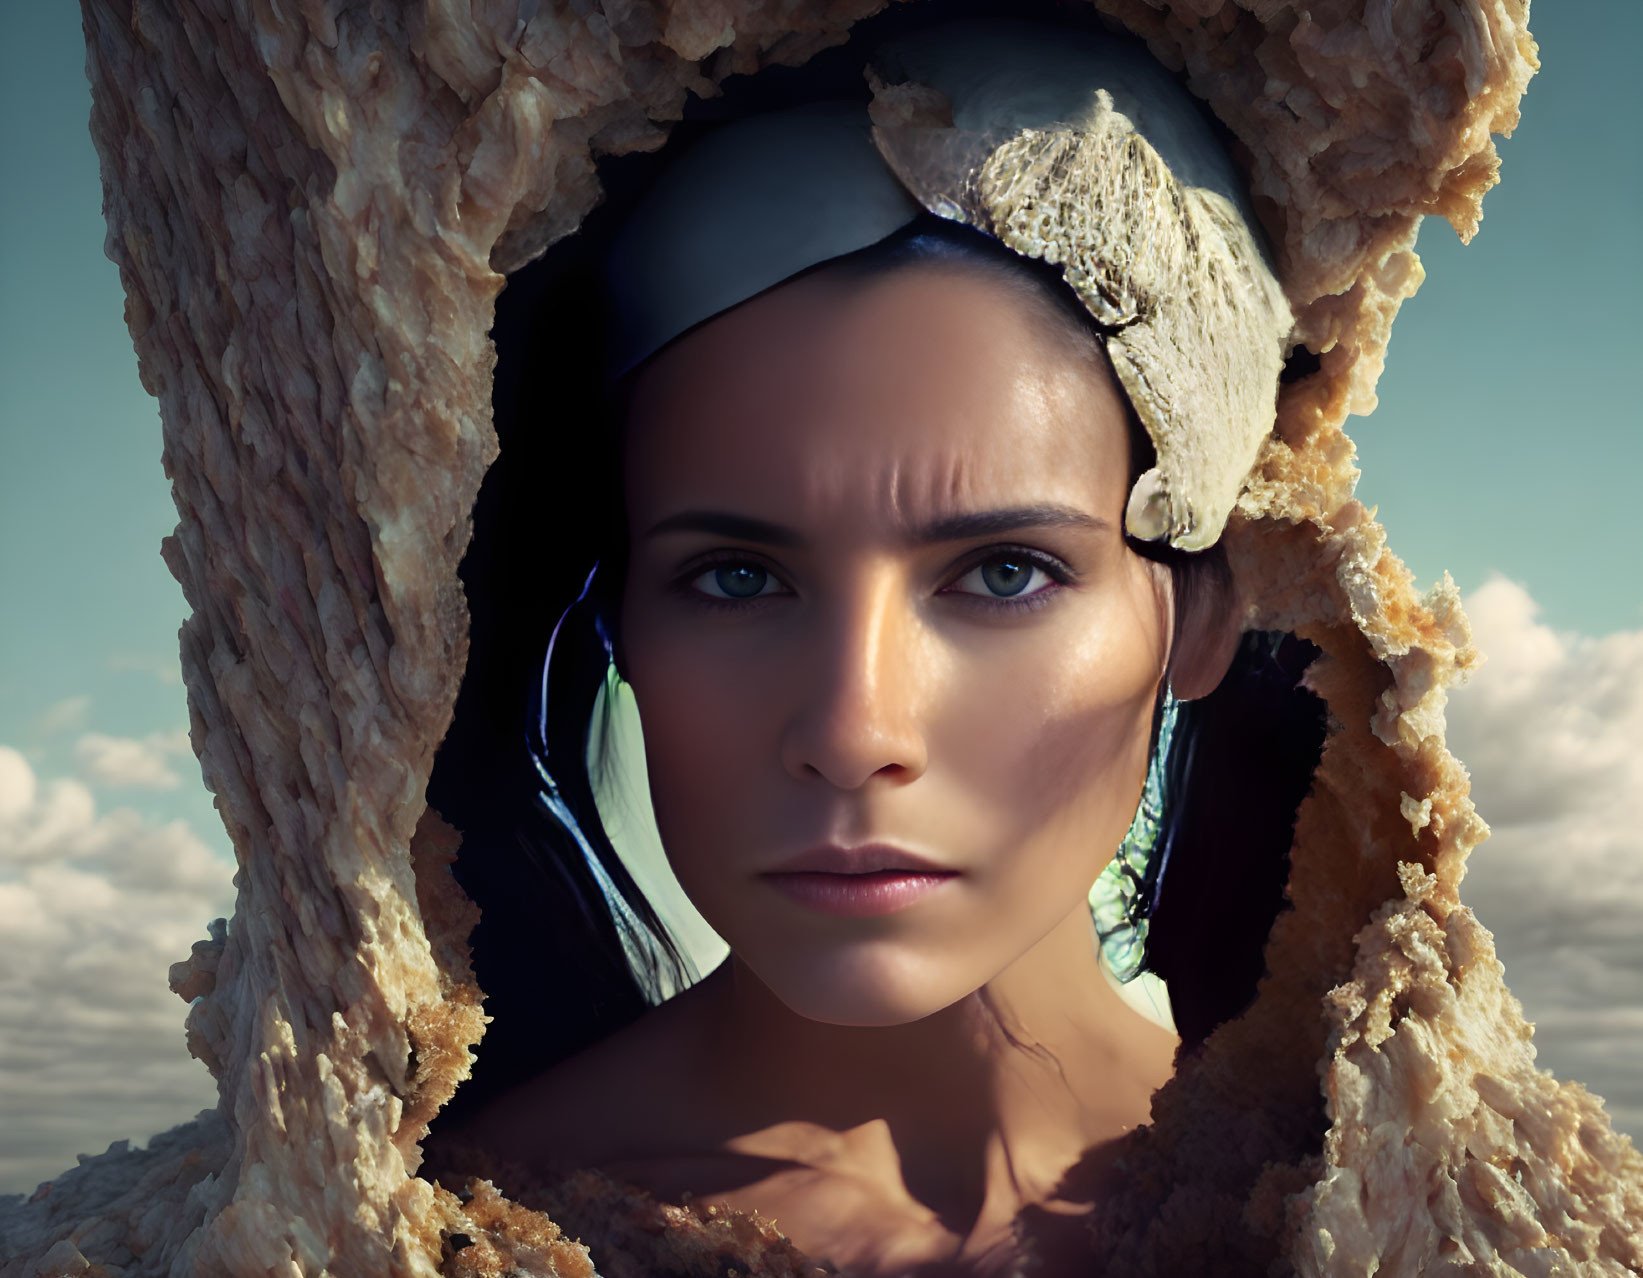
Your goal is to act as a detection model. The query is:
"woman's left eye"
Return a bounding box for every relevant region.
[946,553,1059,602]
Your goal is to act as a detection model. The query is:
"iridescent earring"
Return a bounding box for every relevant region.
[527,562,622,887]
[528,562,609,780]
[1089,690,1181,982]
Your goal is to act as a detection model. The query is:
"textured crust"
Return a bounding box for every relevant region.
[1299,864,1643,1274]
[6,1,1638,1276]
[420,1150,837,1278]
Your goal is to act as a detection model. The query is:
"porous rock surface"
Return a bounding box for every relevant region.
[3,1,1638,1275]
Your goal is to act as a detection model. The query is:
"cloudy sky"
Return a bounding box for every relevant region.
[1,5,1639,1196]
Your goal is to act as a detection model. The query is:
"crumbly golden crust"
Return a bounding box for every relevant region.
[8,2,1638,1277]
[422,1146,838,1278]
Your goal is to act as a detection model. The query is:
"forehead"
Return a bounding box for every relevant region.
[623,264,1132,532]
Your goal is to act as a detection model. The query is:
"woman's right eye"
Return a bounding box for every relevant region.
[689,563,786,601]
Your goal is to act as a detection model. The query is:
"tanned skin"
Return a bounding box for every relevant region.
[460,263,1240,1277]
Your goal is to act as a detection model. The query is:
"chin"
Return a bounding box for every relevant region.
[744,939,981,1028]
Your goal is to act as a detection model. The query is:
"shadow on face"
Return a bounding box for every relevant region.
[617,262,1191,1026]
[429,211,1309,1135]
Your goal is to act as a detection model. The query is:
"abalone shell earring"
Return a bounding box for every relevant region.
[1090,690,1182,982]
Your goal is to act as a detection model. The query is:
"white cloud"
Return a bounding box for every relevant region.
[33,695,92,736]
[1447,577,1643,1141]
[0,745,234,1195]
[72,729,193,790]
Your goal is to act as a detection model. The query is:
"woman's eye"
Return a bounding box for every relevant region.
[691,563,784,600]
[949,555,1055,600]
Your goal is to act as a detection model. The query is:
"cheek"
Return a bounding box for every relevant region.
[933,584,1165,877]
[618,621,776,875]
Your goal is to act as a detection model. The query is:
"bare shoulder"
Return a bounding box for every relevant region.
[451,975,724,1181]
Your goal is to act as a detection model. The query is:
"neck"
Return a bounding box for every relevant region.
[683,904,1178,1226]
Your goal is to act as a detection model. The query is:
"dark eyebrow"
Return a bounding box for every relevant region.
[643,511,804,547]
[642,504,1107,547]
[915,505,1109,543]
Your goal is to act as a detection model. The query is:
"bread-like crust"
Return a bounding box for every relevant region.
[8,2,1638,1276]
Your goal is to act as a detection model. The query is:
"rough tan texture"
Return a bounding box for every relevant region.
[423,1155,837,1278]
[1300,864,1643,1274]
[4,1,1639,1275]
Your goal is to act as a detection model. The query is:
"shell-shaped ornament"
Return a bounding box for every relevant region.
[871,86,1294,551]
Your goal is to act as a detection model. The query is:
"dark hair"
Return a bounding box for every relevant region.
[430,216,1316,1130]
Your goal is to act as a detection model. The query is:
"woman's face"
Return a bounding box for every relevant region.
[619,263,1174,1026]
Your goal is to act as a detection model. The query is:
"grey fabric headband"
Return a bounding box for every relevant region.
[602,103,923,378]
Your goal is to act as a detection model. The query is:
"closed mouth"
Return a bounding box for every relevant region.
[764,842,955,877]
[761,847,960,917]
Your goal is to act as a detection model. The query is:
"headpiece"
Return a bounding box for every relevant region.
[605,18,1295,551]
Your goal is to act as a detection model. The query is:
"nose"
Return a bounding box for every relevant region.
[779,570,930,790]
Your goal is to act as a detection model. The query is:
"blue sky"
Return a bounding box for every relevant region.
[1,2,1639,1193]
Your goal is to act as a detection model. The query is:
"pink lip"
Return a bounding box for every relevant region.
[762,844,959,917]
[767,842,953,876]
